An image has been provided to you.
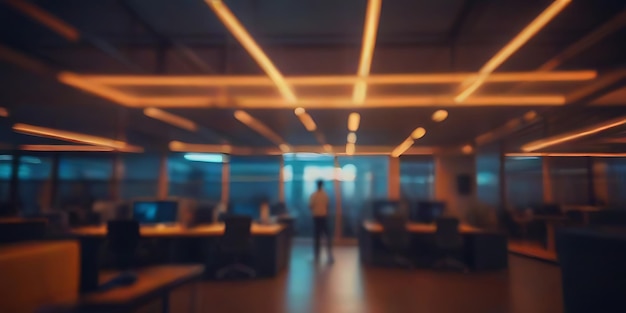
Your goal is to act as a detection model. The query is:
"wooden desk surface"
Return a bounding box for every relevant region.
[363,221,486,234]
[70,223,285,237]
[82,265,203,308]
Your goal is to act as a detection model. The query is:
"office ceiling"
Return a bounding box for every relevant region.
[0,0,625,153]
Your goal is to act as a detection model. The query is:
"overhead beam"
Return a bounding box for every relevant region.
[475,8,626,146]
[5,0,144,72]
[353,0,382,104]
[454,0,571,103]
[118,0,215,73]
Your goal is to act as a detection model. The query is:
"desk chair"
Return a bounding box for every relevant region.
[0,219,46,244]
[381,216,413,269]
[216,215,256,279]
[106,220,140,270]
[434,217,468,272]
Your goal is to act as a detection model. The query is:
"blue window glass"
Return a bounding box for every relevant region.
[121,154,160,199]
[505,156,543,208]
[337,156,388,238]
[399,156,434,201]
[57,155,113,209]
[283,153,336,237]
[17,155,53,215]
[229,156,280,210]
[168,153,222,201]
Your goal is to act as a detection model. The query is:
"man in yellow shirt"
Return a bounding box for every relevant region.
[309,180,334,263]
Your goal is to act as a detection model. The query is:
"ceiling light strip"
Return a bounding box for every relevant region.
[507,153,626,158]
[58,72,136,106]
[144,108,198,132]
[521,116,626,152]
[20,145,114,152]
[170,141,232,153]
[5,0,80,41]
[454,0,571,103]
[353,0,382,104]
[206,0,297,104]
[348,112,361,132]
[238,95,565,107]
[234,110,291,151]
[78,70,597,86]
[13,123,143,152]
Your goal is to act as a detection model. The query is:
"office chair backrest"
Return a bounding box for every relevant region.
[435,217,462,249]
[222,215,252,253]
[106,220,140,253]
[0,219,46,244]
[381,215,410,250]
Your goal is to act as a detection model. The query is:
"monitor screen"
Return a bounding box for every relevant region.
[231,203,260,219]
[411,201,446,223]
[372,200,405,221]
[132,201,178,224]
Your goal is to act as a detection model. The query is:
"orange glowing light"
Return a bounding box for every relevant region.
[353,0,382,104]
[77,70,597,86]
[206,0,297,104]
[455,0,571,102]
[19,145,115,152]
[58,72,136,106]
[521,117,626,152]
[234,110,288,148]
[411,127,426,139]
[391,138,414,158]
[144,108,198,132]
[462,145,474,154]
[0,107,8,118]
[346,142,356,156]
[432,110,448,122]
[13,123,142,151]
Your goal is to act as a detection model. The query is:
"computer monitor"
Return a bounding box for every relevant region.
[411,201,445,223]
[372,200,405,222]
[230,203,260,219]
[132,201,179,224]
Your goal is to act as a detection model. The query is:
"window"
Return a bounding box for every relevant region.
[337,156,388,238]
[550,157,590,205]
[505,156,544,208]
[399,156,434,201]
[120,154,161,200]
[0,153,13,205]
[283,153,336,237]
[17,155,53,215]
[168,153,222,201]
[229,156,280,208]
[57,155,113,209]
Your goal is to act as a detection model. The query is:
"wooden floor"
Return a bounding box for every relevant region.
[508,240,558,263]
[196,244,563,313]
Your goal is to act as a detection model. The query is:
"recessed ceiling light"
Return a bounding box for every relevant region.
[348,112,360,132]
[347,132,357,144]
[432,110,448,122]
[462,145,473,154]
[411,127,426,139]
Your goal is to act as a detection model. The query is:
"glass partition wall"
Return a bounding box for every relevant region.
[3,150,619,240]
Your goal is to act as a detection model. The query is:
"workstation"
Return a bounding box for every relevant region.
[1,0,626,312]
[359,201,507,271]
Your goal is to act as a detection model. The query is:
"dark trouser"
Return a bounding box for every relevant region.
[313,216,332,259]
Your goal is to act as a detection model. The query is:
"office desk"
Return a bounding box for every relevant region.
[70,223,284,237]
[47,265,203,313]
[533,215,567,252]
[71,224,290,291]
[359,221,508,271]
[363,221,485,234]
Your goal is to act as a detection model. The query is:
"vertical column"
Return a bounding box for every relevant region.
[278,157,285,203]
[388,156,400,200]
[542,157,553,203]
[42,154,60,211]
[157,153,169,200]
[8,151,20,215]
[333,156,343,241]
[110,154,124,201]
[221,161,230,204]
[586,157,596,205]
[592,158,609,205]
[499,148,507,208]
